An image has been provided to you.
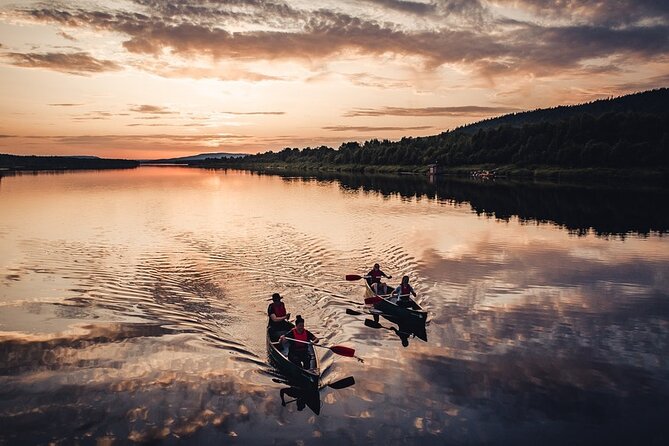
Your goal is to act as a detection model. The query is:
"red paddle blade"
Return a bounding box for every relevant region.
[329,345,355,357]
[345,274,363,281]
[364,296,383,305]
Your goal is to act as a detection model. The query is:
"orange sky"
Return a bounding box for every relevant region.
[1,0,668,160]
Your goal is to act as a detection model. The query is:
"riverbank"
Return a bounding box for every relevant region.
[192,160,669,185]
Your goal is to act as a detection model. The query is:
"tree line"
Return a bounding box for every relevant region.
[199,88,669,170]
[0,154,139,170]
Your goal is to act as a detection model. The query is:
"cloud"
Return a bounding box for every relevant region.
[71,111,115,121]
[494,0,669,27]
[345,105,521,117]
[362,0,437,15]
[130,105,177,114]
[57,30,77,41]
[345,72,414,89]
[139,63,286,82]
[48,103,84,107]
[322,125,433,132]
[612,73,669,93]
[6,1,669,85]
[2,51,122,75]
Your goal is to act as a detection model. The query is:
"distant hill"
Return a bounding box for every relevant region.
[144,152,248,164]
[459,88,669,133]
[1,154,138,171]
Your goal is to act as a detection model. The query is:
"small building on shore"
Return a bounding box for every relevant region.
[427,163,439,176]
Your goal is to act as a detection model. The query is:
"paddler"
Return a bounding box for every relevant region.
[268,293,291,337]
[280,315,319,370]
[367,263,391,286]
[392,275,419,309]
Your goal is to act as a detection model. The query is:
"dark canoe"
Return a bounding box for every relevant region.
[364,280,428,323]
[266,323,320,391]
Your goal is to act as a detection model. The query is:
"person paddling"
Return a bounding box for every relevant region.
[367,263,391,286]
[392,275,419,309]
[280,315,319,371]
[268,293,291,336]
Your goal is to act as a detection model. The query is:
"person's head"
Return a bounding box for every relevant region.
[401,275,410,284]
[295,315,304,329]
[272,293,283,302]
[373,263,380,270]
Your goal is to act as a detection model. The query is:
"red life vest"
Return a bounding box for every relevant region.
[400,283,412,297]
[271,302,286,318]
[290,327,309,350]
[369,270,383,283]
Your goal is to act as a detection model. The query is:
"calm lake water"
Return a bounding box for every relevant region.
[1,166,668,445]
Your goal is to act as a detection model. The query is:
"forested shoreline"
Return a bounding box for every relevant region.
[194,88,669,179]
[0,154,139,171]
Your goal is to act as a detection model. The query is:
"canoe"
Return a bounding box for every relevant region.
[266,323,320,391]
[364,280,428,323]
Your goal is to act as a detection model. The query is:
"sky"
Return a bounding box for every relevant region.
[1,0,668,160]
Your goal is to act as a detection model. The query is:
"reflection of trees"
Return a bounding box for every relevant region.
[436,178,669,237]
[251,170,669,237]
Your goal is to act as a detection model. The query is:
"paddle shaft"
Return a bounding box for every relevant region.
[283,337,357,358]
[283,337,322,348]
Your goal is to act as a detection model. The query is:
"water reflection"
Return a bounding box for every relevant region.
[280,386,322,414]
[1,167,668,444]
[277,376,355,416]
[364,316,428,347]
[244,169,669,237]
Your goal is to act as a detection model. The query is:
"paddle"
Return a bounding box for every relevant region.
[283,337,360,361]
[346,307,394,318]
[345,274,369,281]
[346,274,392,281]
[364,295,385,305]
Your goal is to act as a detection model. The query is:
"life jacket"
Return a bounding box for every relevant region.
[290,327,309,350]
[369,270,383,283]
[270,302,286,318]
[399,283,412,298]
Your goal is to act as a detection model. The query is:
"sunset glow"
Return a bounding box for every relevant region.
[1,0,668,159]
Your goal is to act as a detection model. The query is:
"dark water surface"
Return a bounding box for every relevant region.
[1,167,668,445]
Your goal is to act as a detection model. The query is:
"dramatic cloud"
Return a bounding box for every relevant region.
[3,51,122,75]
[344,105,521,117]
[2,1,664,81]
[495,0,669,27]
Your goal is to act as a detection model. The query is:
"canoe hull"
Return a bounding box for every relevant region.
[267,324,320,391]
[364,281,428,323]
